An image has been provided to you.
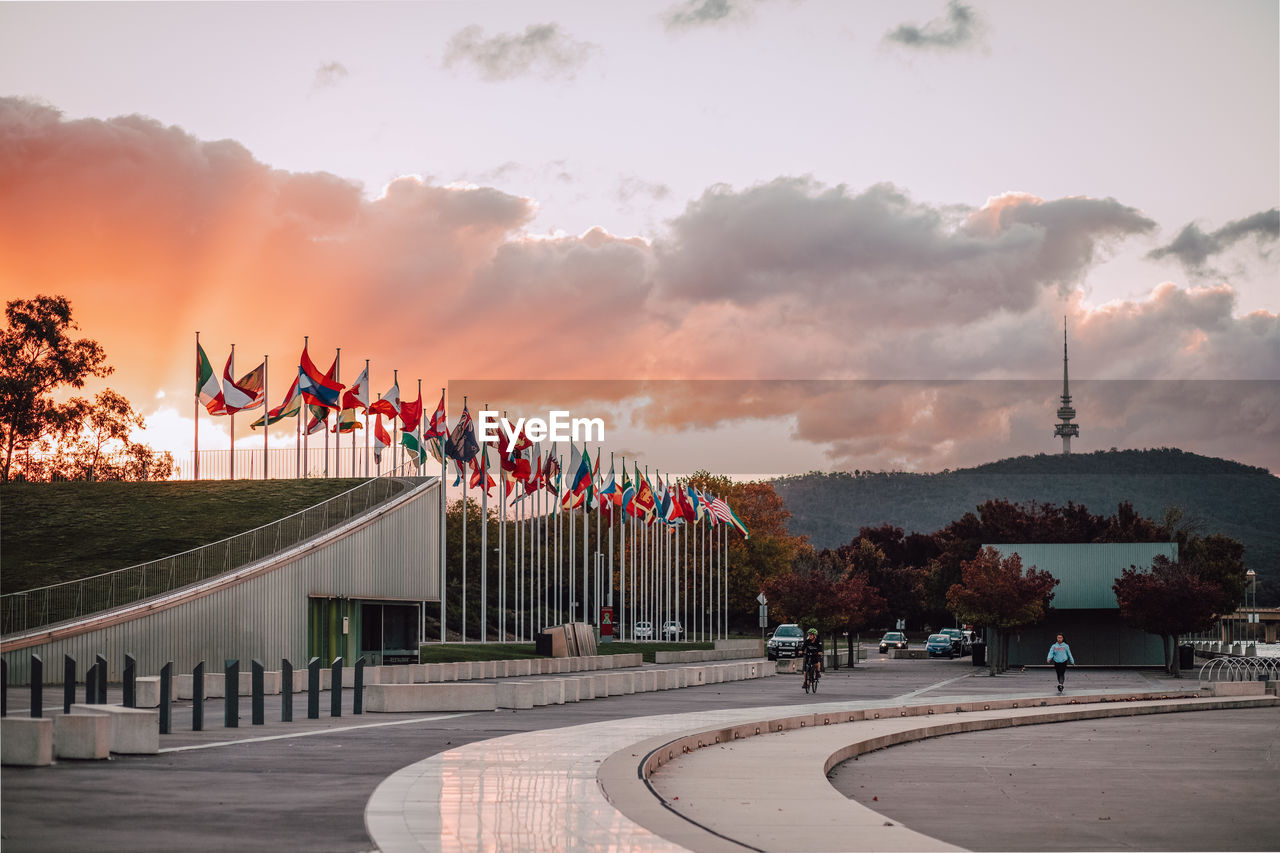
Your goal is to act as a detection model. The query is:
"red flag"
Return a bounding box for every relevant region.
[373,415,391,464]
[399,390,423,433]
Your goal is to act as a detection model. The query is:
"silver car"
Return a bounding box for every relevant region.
[633,621,653,640]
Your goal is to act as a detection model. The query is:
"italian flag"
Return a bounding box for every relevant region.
[197,343,226,415]
[401,430,425,468]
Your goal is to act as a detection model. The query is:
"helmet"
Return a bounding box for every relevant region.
[807,628,818,636]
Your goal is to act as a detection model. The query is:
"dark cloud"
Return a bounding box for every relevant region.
[654,180,1154,325]
[443,23,595,81]
[885,1,982,51]
[664,0,747,31]
[312,61,348,90]
[1147,208,1279,275]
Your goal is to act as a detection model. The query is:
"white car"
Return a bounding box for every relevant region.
[633,621,653,640]
[662,620,683,640]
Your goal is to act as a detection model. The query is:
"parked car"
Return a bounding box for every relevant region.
[878,631,908,653]
[925,634,955,658]
[938,627,969,656]
[633,621,653,640]
[662,620,683,640]
[767,624,805,659]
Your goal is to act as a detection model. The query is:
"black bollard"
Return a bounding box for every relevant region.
[353,656,365,715]
[123,654,136,708]
[251,659,264,726]
[192,661,205,732]
[307,657,320,720]
[224,660,239,728]
[281,659,293,723]
[330,657,343,718]
[29,654,43,718]
[159,662,172,735]
[63,655,76,714]
[1,658,7,716]
[85,662,97,705]
[95,654,107,704]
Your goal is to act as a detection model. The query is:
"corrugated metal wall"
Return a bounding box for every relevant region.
[3,478,439,685]
[989,542,1178,609]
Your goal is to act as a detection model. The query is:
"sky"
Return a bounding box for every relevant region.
[1,0,1277,477]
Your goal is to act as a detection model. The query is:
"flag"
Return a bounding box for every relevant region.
[654,474,672,522]
[444,403,479,465]
[251,376,302,429]
[621,466,636,514]
[668,480,688,523]
[708,494,749,538]
[368,380,399,419]
[542,447,561,497]
[425,392,448,463]
[633,465,656,518]
[600,459,618,505]
[399,389,423,433]
[305,410,329,435]
[299,345,343,409]
[675,482,697,522]
[685,484,703,522]
[332,407,363,433]
[341,365,369,412]
[469,446,496,495]
[566,442,591,495]
[498,422,533,485]
[222,356,266,414]
[401,430,425,467]
[196,342,226,415]
[373,415,391,464]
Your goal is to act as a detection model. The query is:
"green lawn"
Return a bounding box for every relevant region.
[419,640,713,664]
[1,479,369,594]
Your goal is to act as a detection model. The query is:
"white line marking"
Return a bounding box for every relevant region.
[895,672,977,701]
[158,712,477,753]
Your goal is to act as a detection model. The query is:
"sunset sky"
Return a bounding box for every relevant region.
[1,0,1277,477]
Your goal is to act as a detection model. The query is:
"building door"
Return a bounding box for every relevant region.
[360,601,420,665]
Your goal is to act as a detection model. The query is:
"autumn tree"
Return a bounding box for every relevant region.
[1,295,111,480]
[946,546,1059,674]
[20,389,175,482]
[1113,555,1224,677]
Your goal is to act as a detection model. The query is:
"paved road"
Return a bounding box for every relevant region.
[2,656,1275,851]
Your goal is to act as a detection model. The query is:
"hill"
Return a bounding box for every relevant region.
[771,449,1280,604]
[1,479,368,595]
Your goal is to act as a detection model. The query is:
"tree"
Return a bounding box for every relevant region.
[14,389,174,482]
[946,546,1059,674]
[1,295,112,481]
[1113,555,1223,677]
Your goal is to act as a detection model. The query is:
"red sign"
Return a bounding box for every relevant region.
[600,606,614,637]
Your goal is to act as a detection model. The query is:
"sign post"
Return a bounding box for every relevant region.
[600,606,614,643]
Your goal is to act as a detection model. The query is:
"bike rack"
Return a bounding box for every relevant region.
[1197,656,1280,690]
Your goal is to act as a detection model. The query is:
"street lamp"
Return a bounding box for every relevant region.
[1246,569,1257,645]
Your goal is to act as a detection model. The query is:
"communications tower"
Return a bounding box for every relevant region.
[1053,317,1079,454]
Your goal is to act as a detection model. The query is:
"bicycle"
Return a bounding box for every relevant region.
[802,660,820,693]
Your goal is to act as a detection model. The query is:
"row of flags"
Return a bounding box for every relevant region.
[195,341,748,538]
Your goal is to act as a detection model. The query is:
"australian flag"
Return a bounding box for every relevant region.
[445,403,479,465]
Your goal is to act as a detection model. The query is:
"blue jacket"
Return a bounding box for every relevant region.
[1047,642,1075,664]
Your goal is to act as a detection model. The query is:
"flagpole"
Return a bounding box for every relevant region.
[262,354,269,479]
[229,343,236,481]
[194,331,201,482]
[328,347,338,479]
[538,468,545,632]
[480,401,488,644]
[363,361,371,478]
[461,395,468,643]
[439,388,446,644]
[302,337,309,478]
[498,409,506,643]
[616,455,623,640]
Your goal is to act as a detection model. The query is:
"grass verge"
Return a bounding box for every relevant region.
[419,640,714,664]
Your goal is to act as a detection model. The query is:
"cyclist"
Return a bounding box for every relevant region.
[801,628,823,693]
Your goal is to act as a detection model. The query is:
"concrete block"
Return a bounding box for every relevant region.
[562,678,581,702]
[575,676,596,700]
[2,717,54,766]
[438,662,458,682]
[71,704,159,754]
[134,676,162,708]
[408,664,427,683]
[54,712,111,760]
[238,671,282,696]
[592,673,611,697]
[608,672,635,695]
[1207,681,1265,697]
[548,680,566,705]
[364,683,498,713]
[496,682,536,710]
[392,666,413,684]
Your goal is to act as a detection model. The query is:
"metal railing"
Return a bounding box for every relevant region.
[2,475,424,637]
[1197,656,1280,687]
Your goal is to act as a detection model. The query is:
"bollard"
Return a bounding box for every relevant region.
[353,657,365,715]
[330,657,343,718]
[224,659,239,728]
[123,654,137,708]
[95,654,108,704]
[159,662,172,735]
[63,655,76,714]
[251,660,265,726]
[29,654,43,718]
[281,659,293,723]
[1,658,6,716]
[85,662,97,705]
[307,657,320,720]
[192,661,205,732]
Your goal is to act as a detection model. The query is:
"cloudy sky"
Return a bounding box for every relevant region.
[1,0,1276,476]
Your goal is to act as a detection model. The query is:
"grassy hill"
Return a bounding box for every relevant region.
[771,449,1280,604]
[1,479,369,594]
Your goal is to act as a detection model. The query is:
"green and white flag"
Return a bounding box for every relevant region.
[196,342,226,415]
[401,430,425,468]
